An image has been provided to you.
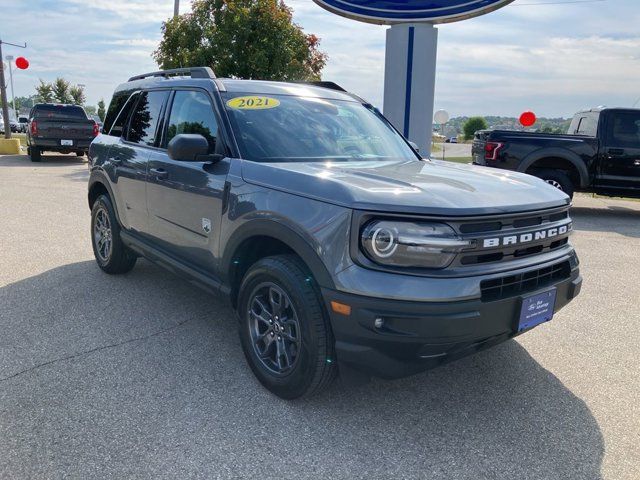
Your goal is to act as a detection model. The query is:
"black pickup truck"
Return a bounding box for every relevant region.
[472,107,640,198]
[27,104,99,162]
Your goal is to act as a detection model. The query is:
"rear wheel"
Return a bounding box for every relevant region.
[76,150,85,157]
[533,169,574,199]
[91,195,137,274]
[30,147,41,162]
[238,255,336,399]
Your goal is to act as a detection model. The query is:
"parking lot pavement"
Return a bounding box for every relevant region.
[0,153,638,479]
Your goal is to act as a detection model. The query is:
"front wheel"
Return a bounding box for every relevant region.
[238,255,336,399]
[91,195,137,274]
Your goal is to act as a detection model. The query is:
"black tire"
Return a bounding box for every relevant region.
[76,150,85,157]
[90,194,137,274]
[238,254,336,399]
[30,147,41,162]
[533,169,574,199]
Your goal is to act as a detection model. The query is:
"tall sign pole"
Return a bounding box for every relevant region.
[0,38,26,140]
[312,0,515,157]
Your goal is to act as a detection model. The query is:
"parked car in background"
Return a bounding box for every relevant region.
[18,116,29,133]
[87,67,581,399]
[472,107,640,198]
[445,136,458,143]
[0,113,20,133]
[26,104,99,162]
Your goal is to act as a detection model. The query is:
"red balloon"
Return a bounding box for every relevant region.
[15,57,29,70]
[519,111,536,127]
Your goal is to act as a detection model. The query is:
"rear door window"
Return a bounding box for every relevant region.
[125,90,168,147]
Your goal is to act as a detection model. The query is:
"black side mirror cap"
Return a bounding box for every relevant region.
[167,134,210,162]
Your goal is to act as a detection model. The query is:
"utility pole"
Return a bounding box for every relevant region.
[0,38,26,140]
[5,55,16,118]
[174,0,179,17]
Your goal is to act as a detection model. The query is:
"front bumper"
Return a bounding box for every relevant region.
[322,265,582,379]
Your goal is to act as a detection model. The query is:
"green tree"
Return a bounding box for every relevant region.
[463,117,489,140]
[153,0,327,81]
[97,99,106,121]
[35,80,54,103]
[52,78,71,103]
[69,85,86,105]
[84,105,97,116]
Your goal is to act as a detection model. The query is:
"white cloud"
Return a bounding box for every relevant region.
[1,0,639,118]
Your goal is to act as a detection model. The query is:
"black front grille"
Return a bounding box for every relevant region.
[480,261,571,302]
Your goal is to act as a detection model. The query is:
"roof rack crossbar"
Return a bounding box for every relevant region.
[128,67,216,82]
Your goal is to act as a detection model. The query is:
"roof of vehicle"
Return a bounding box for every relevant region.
[117,67,364,103]
[574,106,640,114]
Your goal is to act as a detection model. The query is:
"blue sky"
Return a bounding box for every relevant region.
[1,0,638,118]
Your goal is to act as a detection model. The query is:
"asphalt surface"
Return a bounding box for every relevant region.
[0,153,638,479]
[433,142,472,159]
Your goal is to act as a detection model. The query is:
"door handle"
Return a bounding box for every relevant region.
[150,167,168,180]
[111,156,122,166]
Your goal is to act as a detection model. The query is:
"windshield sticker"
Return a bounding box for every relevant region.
[227,96,280,110]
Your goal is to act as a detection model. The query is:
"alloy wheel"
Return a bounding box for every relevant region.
[94,207,113,262]
[248,282,301,376]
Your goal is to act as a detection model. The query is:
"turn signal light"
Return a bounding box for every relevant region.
[331,301,352,316]
[30,120,38,136]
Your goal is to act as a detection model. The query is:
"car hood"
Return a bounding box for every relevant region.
[240,158,570,216]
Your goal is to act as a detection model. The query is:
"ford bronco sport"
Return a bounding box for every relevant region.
[88,67,582,399]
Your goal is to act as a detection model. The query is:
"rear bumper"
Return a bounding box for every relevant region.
[322,267,582,379]
[29,138,92,151]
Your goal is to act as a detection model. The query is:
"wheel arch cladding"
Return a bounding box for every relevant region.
[519,148,589,188]
[223,220,336,307]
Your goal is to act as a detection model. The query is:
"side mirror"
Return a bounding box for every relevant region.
[168,134,215,162]
[408,141,420,153]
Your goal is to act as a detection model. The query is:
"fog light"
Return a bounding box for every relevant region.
[374,317,384,329]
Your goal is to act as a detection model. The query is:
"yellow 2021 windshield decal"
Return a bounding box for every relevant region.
[226,96,280,110]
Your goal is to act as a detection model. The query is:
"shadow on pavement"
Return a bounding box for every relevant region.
[0,260,604,479]
[0,153,87,167]
[571,205,640,238]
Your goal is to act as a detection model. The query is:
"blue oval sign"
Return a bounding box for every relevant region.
[313,0,515,24]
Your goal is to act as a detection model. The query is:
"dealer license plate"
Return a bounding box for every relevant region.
[518,289,557,332]
[61,139,73,146]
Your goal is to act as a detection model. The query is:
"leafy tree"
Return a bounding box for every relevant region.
[97,99,106,121]
[84,105,97,116]
[35,80,54,103]
[52,78,71,104]
[153,0,327,81]
[463,117,489,140]
[69,85,86,106]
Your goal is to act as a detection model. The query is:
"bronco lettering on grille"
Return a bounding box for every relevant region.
[482,224,571,248]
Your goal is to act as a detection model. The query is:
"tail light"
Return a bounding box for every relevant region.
[484,142,504,161]
[30,120,38,136]
[92,121,100,137]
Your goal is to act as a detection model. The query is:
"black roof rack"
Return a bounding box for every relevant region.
[128,67,216,82]
[295,81,347,92]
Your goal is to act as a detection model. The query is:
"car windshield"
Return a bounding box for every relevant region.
[222,93,418,162]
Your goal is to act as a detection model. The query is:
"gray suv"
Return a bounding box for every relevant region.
[88,67,582,399]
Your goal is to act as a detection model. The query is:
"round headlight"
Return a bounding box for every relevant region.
[360,220,471,269]
[371,226,398,258]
